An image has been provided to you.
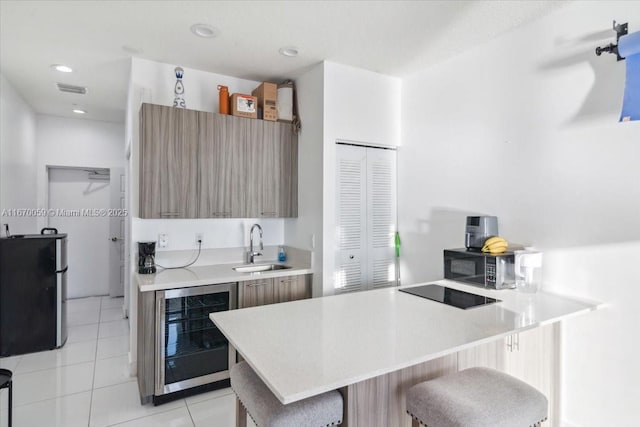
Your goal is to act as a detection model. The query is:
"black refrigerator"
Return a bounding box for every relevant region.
[0,233,68,356]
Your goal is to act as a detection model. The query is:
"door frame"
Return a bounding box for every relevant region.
[45,165,129,303]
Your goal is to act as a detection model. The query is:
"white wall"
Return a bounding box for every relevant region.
[285,63,325,296]
[399,2,640,425]
[322,61,401,295]
[134,218,284,251]
[0,73,37,234]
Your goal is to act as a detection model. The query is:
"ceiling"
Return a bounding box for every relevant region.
[0,1,568,123]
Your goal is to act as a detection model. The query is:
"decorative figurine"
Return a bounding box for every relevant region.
[173,67,186,108]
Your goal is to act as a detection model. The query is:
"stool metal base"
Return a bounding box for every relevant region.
[0,368,13,427]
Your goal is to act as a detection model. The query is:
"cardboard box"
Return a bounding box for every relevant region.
[229,93,257,119]
[251,82,278,121]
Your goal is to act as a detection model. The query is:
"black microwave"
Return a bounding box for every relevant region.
[443,248,515,290]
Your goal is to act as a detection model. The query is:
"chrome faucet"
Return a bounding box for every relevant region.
[247,223,263,264]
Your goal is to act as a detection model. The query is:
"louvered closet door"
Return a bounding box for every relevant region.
[335,145,368,293]
[366,147,397,289]
[336,144,398,293]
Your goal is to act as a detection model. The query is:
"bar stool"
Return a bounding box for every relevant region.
[0,369,12,427]
[406,367,548,427]
[230,361,343,427]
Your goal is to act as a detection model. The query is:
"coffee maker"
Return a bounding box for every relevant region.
[138,241,157,274]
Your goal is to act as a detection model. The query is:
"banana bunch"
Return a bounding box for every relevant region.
[481,236,508,254]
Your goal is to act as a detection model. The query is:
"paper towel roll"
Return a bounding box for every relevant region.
[618,31,640,58]
[619,31,640,122]
[277,86,293,122]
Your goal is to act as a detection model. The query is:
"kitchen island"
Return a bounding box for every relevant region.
[210,280,600,427]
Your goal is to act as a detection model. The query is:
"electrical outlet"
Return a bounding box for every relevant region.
[196,233,204,245]
[158,233,168,248]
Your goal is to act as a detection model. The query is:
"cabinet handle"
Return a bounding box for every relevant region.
[248,282,269,287]
[155,296,164,391]
[261,212,277,217]
[211,212,232,217]
[160,212,180,217]
[513,333,519,351]
[280,279,292,285]
[506,335,513,352]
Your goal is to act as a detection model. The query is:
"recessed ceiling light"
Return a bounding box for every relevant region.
[279,47,299,57]
[51,64,73,73]
[190,23,219,39]
[72,109,86,114]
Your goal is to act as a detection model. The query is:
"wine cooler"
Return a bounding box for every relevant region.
[155,283,236,399]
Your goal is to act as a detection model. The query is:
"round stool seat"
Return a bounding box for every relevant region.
[231,361,343,427]
[0,368,12,388]
[407,367,548,427]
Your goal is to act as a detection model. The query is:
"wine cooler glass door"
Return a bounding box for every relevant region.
[156,283,236,395]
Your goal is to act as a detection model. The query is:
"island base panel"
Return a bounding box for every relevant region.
[345,354,458,427]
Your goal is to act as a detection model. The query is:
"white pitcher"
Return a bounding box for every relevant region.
[514,250,543,293]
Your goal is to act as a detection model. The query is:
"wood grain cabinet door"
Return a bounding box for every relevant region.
[242,120,298,218]
[502,325,559,426]
[276,275,310,303]
[198,112,236,218]
[139,104,199,218]
[278,124,298,217]
[259,121,298,218]
[238,279,275,308]
[233,117,262,218]
[259,121,281,218]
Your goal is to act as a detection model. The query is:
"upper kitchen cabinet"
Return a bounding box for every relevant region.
[139,104,199,219]
[244,120,297,218]
[198,112,246,218]
[240,118,265,218]
[139,103,298,219]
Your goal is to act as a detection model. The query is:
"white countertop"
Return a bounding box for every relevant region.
[136,261,312,292]
[210,280,601,404]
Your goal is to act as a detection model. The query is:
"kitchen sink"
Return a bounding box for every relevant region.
[233,264,292,273]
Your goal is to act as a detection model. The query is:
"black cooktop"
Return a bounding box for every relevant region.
[399,284,500,310]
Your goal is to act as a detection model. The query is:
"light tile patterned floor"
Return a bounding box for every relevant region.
[0,296,251,427]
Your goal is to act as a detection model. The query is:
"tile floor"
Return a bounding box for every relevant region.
[0,296,252,427]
